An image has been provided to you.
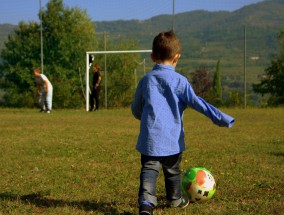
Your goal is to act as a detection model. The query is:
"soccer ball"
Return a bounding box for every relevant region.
[182,166,216,202]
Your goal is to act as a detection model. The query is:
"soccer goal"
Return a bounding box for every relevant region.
[86,50,152,111]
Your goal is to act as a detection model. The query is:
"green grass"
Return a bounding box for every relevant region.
[0,108,283,214]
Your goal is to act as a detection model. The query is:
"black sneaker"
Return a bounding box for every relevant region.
[139,204,153,215]
[178,195,189,209]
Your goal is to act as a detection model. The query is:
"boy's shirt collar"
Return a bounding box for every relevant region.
[153,64,175,71]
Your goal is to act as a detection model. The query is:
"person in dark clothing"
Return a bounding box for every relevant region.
[90,63,101,111]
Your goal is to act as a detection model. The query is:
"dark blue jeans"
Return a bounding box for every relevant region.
[138,153,183,207]
[90,87,100,110]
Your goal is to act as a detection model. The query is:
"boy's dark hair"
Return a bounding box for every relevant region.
[152,31,181,61]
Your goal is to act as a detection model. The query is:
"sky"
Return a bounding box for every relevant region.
[0,0,264,25]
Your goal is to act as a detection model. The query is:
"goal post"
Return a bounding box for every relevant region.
[86,50,152,111]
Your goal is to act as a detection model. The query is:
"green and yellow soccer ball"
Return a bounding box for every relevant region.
[182,167,216,202]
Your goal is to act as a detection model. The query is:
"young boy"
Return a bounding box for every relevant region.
[131,31,235,215]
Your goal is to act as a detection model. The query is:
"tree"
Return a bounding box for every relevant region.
[212,60,223,106]
[190,67,212,101]
[253,30,284,106]
[0,0,96,108]
[0,22,40,107]
[213,60,222,99]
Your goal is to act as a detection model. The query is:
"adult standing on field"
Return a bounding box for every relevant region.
[89,63,101,111]
[33,68,53,113]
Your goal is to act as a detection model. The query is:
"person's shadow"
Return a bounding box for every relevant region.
[0,191,135,214]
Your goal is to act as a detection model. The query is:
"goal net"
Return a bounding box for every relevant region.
[85,50,151,111]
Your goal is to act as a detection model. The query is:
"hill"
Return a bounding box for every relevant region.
[1,0,284,105]
[95,0,284,62]
[94,0,284,105]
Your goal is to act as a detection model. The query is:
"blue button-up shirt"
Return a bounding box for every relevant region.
[131,64,235,157]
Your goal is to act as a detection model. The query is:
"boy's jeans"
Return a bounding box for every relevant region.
[138,153,183,207]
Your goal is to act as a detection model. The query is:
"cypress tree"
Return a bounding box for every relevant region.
[213,60,222,102]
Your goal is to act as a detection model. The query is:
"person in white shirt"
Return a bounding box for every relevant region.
[33,68,53,113]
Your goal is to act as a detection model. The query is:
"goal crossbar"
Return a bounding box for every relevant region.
[86,50,152,111]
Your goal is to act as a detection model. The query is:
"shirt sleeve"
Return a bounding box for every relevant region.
[131,78,144,120]
[183,81,235,128]
[40,74,48,81]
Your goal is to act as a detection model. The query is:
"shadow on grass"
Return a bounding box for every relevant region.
[270,152,284,157]
[0,192,135,215]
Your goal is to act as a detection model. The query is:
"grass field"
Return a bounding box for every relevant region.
[0,108,283,215]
